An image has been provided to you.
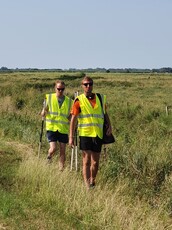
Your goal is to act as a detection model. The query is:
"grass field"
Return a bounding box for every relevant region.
[0,72,172,229]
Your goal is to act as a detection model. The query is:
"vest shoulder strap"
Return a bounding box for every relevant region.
[96,93,102,108]
[96,93,105,115]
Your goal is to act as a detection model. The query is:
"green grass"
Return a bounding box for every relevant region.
[0,140,171,229]
[0,72,172,229]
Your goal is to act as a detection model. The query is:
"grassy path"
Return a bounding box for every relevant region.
[1,138,172,230]
[0,140,76,230]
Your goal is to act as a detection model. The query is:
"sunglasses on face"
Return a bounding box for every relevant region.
[56,88,65,91]
[82,82,93,87]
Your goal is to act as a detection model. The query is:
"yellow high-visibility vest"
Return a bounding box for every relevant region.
[45,93,72,134]
[77,94,106,138]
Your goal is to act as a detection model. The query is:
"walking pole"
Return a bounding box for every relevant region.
[38,99,46,158]
[74,91,79,171]
[38,117,44,158]
[70,91,78,171]
[70,146,74,170]
[75,128,78,171]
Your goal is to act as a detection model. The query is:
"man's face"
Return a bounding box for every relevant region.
[55,83,65,97]
[82,81,93,95]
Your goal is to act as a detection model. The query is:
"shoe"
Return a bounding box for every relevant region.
[89,182,95,189]
[47,155,52,163]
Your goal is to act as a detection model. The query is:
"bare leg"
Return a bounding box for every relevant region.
[82,150,91,189]
[90,152,100,185]
[59,142,66,170]
[48,142,57,158]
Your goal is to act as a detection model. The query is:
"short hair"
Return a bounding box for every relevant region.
[81,76,93,84]
[55,80,65,86]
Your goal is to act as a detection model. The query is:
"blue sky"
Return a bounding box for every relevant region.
[0,0,172,69]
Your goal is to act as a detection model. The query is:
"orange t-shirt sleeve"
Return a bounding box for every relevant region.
[71,100,80,116]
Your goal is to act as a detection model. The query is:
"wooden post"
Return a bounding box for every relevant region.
[166,105,172,116]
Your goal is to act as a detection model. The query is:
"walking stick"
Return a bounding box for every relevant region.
[70,91,78,171]
[38,117,44,158]
[75,129,78,171]
[38,100,46,158]
[70,146,74,170]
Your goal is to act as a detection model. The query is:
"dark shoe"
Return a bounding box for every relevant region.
[47,155,52,163]
[89,182,95,189]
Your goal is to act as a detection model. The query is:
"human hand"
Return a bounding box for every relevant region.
[69,136,74,148]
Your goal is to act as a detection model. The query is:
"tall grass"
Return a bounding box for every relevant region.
[0,72,172,229]
[12,154,172,229]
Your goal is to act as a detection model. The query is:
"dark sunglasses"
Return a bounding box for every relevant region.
[57,88,65,91]
[82,82,93,87]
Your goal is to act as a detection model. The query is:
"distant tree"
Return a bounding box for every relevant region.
[0,66,13,73]
[1,66,8,70]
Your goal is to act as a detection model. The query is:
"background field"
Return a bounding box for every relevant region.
[0,72,172,229]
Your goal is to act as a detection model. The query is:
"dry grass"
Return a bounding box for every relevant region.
[14,153,172,229]
[0,72,172,229]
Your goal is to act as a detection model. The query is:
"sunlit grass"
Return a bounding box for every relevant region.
[0,72,172,229]
[15,154,171,229]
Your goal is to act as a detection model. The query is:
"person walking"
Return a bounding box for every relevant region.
[69,76,112,189]
[41,80,73,170]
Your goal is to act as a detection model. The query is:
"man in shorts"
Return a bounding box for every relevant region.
[41,80,73,170]
[69,76,112,189]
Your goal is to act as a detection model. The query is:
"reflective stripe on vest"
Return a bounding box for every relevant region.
[45,119,70,125]
[47,112,70,118]
[79,114,103,118]
[78,123,103,128]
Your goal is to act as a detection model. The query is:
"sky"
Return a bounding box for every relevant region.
[0,0,172,70]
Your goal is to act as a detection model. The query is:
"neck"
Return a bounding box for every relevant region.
[85,93,94,99]
[85,92,92,97]
[57,95,64,99]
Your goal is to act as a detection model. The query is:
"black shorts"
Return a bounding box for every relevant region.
[47,130,68,143]
[79,136,102,153]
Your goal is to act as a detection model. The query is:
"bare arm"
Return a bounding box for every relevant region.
[69,114,78,147]
[40,98,48,117]
[41,106,48,117]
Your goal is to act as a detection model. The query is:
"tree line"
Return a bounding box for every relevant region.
[0,66,172,73]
